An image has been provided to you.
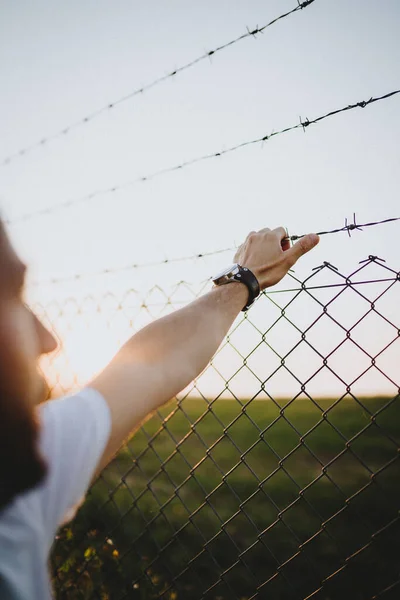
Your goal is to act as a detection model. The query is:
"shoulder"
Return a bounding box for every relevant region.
[37,387,111,534]
[38,386,111,452]
[1,388,111,544]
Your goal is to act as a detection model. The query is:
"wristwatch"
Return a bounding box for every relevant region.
[212,264,260,311]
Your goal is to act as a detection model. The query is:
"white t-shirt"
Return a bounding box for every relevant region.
[0,387,112,599]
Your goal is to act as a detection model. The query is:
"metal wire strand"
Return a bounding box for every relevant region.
[287,214,400,241]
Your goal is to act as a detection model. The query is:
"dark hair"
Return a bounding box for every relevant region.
[0,214,49,508]
[0,391,47,510]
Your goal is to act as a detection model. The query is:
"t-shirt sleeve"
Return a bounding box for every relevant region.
[36,387,112,539]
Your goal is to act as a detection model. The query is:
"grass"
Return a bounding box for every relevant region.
[51,396,400,600]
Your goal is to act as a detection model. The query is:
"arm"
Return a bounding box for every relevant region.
[90,227,319,472]
[91,283,247,472]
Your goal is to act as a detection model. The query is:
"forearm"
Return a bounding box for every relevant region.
[91,281,247,468]
[120,281,247,400]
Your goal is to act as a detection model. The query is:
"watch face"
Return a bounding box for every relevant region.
[213,264,239,282]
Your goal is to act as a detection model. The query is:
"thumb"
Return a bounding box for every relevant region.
[285,233,320,267]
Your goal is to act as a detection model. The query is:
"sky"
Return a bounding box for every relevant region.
[0,0,399,397]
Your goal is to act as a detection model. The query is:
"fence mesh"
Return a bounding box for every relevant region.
[33,255,400,600]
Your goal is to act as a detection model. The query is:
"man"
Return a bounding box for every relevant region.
[0,217,319,598]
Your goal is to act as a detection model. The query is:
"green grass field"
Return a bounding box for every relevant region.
[52,396,400,600]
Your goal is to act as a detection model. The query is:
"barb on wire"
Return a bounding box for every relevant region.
[0,0,316,168]
[29,214,400,287]
[287,214,400,242]
[8,89,400,225]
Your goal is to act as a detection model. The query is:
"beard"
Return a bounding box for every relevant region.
[0,387,48,511]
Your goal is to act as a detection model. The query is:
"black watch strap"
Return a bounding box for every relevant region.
[233,266,260,311]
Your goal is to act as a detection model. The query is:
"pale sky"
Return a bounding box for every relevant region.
[1,0,399,397]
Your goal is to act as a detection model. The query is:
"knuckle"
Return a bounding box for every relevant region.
[257,227,271,236]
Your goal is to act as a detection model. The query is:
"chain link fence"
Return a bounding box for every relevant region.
[33,255,400,600]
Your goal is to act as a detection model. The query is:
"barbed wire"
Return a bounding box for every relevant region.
[8,89,400,225]
[289,214,400,241]
[29,214,400,287]
[0,0,316,168]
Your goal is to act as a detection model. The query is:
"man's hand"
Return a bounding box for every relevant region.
[234,228,319,289]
